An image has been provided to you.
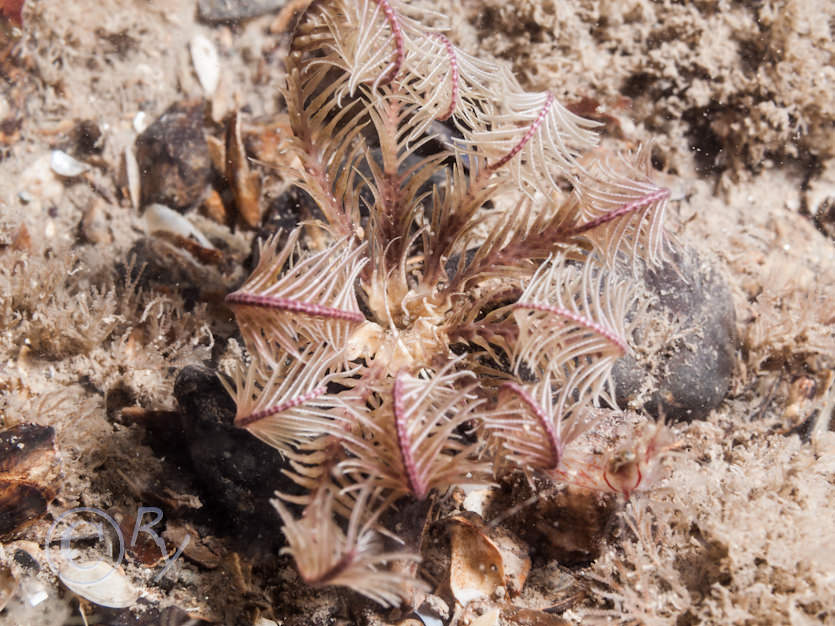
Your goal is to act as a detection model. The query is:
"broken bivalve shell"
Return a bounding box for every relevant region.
[133,111,149,134]
[50,150,90,177]
[58,560,139,609]
[124,145,141,210]
[449,516,505,606]
[144,203,214,249]
[449,514,531,607]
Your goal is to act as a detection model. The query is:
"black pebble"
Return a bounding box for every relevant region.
[135,101,212,211]
[613,246,737,421]
[173,365,301,544]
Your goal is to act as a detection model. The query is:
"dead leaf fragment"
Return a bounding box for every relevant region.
[501,607,571,626]
[0,423,56,480]
[154,230,224,266]
[226,111,261,227]
[448,512,531,605]
[0,564,17,612]
[0,480,49,538]
[10,223,30,251]
[202,188,228,224]
[119,513,173,568]
[164,524,222,569]
[244,114,292,164]
[206,134,225,173]
[486,526,530,596]
[1,0,25,26]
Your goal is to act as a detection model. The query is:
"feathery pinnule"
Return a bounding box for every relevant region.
[461,88,600,197]
[226,230,366,360]
[483,373,594,473]
[293,0,443,96]
[273,484,424,607]
[571,143,671,267]
[221,344,346,454]
[333,360,492,499]
[513,254,632,417]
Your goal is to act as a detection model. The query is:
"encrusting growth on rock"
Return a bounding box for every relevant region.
[222,0,675,607]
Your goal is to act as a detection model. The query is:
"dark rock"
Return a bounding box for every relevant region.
[135,101,211,210]
[68,119,104,156]
[246,187,319,273]
[173,365,299,545]
[197,0,286,24]
[613,246,737,421]
[813,197,835,240]
[0,424,57,538]
[13,548,41,572]
[0,481,50,539]
[0,423,55,473]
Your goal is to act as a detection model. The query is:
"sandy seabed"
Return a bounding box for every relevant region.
[1,1,834,624]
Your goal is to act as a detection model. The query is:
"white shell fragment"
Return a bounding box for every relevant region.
[132,111,149,134]
[190,33,220,97]
[462,488,492,517]
[413,609,444,626]
[58,561,139,608]
[144,203,215,249]
[50,150,90,177]
[124,145,141,210]
[20,579,49,608]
